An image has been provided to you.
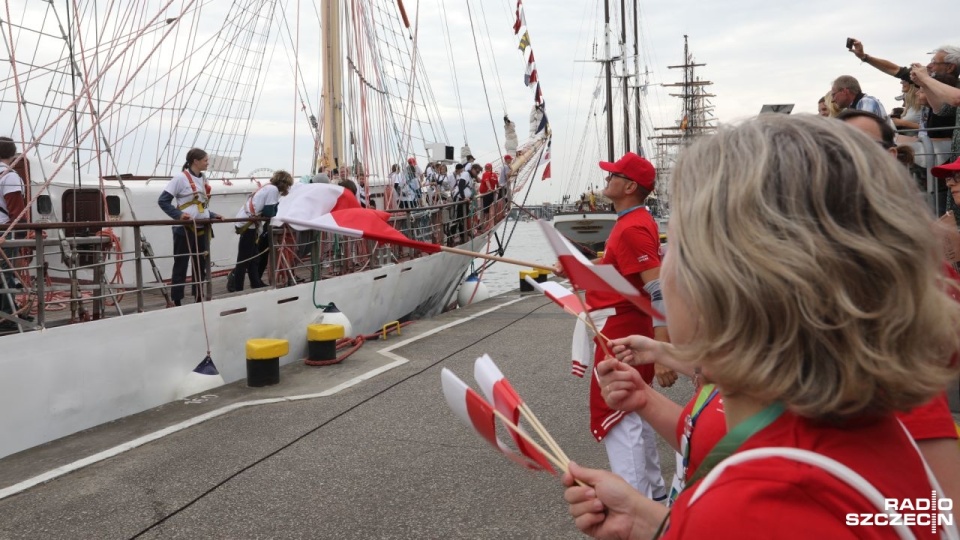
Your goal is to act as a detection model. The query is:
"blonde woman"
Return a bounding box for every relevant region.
[821,90,841,117]
[562,115,960,539]
[895,81,923,144]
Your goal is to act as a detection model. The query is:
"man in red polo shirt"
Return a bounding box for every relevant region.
[565,152,675,500]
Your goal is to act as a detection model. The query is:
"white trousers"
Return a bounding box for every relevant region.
[602,411,667,501]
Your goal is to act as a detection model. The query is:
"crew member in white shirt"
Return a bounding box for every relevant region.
[157,148,223,307]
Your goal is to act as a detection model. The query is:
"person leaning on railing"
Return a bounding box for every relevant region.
[912,63,960,160]
[851,40,960,162]
[0,137,28,327]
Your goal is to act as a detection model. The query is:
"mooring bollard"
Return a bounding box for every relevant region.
[245,338,289,387]
[307,323,345,364]
[519,270,539,292]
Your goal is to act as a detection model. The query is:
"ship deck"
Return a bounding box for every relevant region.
[0,289,693,539]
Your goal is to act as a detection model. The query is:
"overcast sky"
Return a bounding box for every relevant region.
[9,0,957,205]
[374,0,957,205]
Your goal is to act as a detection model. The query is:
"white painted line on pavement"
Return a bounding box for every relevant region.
[0,296,534,501]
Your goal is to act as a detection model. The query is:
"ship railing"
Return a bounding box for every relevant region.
[0,197,508,333]
[897,124,958,217]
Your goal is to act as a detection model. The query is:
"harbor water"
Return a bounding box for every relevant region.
[472,219,557,296]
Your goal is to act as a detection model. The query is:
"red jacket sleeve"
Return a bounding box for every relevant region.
[4,191,25,220]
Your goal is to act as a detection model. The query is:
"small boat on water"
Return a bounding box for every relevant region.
[0,0,548,460]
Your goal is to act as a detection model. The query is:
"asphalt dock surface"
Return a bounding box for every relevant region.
[0,291,695,540]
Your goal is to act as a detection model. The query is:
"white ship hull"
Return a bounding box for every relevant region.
[552,211,617,255]
[0,234,481,459]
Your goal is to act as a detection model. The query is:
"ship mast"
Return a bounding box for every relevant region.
[632,1,642,156]
[620,0,630,153]
[602,0,614,161]
[321,0,344,172]
[648,35,716,215]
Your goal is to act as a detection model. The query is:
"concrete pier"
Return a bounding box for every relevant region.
[0,291,695,539]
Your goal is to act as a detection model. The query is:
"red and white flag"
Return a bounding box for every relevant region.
[537,220,662,320]
[441,368,543,470]
[273,182,359,227]
[278,208,441,253]
[523,276,590,315]
[473,354,555,473]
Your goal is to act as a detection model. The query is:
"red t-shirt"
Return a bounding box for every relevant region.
[664,411,942,540]
[676,393,957,482]
[584,207,660,440]
[585,206,661,311]
[479,172,498,194]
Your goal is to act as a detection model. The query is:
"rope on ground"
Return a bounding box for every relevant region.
[303,320,415,366]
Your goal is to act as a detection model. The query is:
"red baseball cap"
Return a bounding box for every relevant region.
[504,154,513,161]
[599,152,656,191]
[932,158,960,178]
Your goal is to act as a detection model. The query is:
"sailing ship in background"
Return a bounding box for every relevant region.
[551,0,717,255]
[0,0,548,460]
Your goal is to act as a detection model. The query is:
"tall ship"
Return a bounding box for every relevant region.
[552,17,716,254]
[0,0,548,460]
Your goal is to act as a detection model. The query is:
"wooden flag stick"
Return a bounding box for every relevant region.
[518,403,571,466]
[491,409,587,487]
[440,245,555,273]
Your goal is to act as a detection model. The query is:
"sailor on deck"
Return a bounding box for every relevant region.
[157,148,223,307]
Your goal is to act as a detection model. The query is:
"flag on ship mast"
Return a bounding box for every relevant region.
[513,2,525,34]
[518,31,530,52]
[541,138,552,180]
[525,52,537,87]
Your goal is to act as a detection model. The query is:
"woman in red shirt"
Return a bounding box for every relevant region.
[479,163,498,230]
[562,115,960,539]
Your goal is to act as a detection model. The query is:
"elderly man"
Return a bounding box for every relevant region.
[830,75,889,119]
[850,41,960,165]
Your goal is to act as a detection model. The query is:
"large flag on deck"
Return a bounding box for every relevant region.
[277,208,442,253]
[537,220,662,320]
[273,183,360,227]
[441,368,544,471]
[474,354,556,473]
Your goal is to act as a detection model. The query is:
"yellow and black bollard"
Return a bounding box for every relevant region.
[245,338,289,387]
[519,270,539,292]
[307,323,345,365]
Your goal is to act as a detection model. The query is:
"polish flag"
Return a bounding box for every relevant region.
[537,220,663,321]
[278,208,442,253]
[273,182,360,227]
[473,354,555,474]
[440,368,543,470]
[523,276,590,315]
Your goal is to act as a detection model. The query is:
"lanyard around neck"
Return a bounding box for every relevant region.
[687,400,785,486]
[654,400,785,539]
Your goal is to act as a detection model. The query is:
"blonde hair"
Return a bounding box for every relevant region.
[669,114,960,420]
[822,91,841,117]
[902,83,920,112]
